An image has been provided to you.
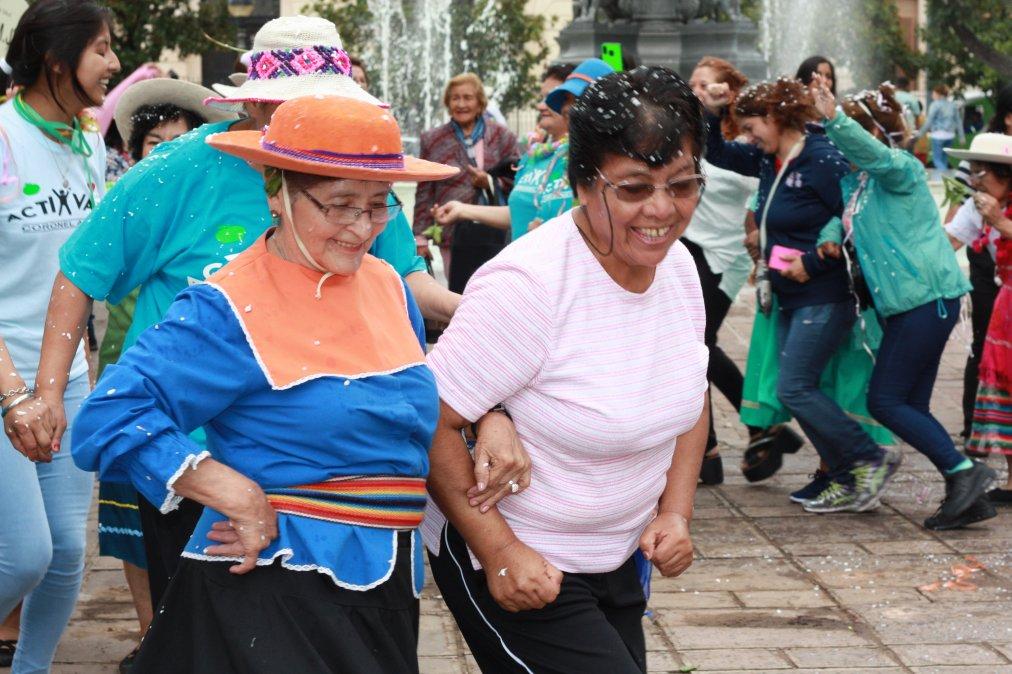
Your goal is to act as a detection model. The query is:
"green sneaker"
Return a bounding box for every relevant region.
[802,480,858,513]
[851,449,903,512]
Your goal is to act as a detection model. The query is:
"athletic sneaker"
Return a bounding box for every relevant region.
[802,480,859,513]
[851,448,903,512]
[789,470,831,504]
[925,494,997,530]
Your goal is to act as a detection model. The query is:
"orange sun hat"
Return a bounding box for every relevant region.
[206,95,459,183]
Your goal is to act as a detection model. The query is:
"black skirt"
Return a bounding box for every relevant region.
[132,531,419,674]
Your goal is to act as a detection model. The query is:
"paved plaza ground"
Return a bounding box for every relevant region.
[48,287,1012,674]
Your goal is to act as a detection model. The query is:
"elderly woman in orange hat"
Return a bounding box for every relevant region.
[70,96,457,673]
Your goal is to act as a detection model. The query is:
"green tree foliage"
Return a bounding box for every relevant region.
[96,0,235,80]
[922,0,1012,91]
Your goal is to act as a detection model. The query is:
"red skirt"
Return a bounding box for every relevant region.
[968,283,1012,455]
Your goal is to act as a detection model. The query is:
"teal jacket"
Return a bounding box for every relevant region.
[819,113,970,317]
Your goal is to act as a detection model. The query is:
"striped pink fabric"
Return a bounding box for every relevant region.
[422,209,709,574]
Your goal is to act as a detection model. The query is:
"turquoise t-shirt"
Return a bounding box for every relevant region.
[61,119,426,355]
[507,141,572,241]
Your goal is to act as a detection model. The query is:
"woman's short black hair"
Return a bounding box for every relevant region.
[127,103,206,162]
[567,66,704,190]
[988,83,1012,134]
[795,55,836,96]
[2,0,112,111]
[543,63,575,83]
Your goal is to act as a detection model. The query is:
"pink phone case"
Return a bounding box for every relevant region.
[769,245,804,271]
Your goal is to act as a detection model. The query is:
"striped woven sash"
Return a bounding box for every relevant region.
[265,475,427,529]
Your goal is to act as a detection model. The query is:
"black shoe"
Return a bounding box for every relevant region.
[925,495,997,530]
[700,451,724,485]
[0,640,15,668]
[987,487,1012,504]
[938,460,998,520]
[119,646,139,674]
[742,426,803,483]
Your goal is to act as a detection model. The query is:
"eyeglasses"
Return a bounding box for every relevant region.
[302,189,403,227]
[596,169,706,203]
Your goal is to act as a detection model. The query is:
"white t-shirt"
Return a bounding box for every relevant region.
[945,199,997,259]
[0,101,106,382]
[422,209,709,574]
[684,159,758,299]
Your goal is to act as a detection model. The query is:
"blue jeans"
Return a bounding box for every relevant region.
[868,298,963,473]
[930,137,953,172]
[0,376,92,674]
[777,301,882,475]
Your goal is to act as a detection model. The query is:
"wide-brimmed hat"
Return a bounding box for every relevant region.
[114,78,237,142]
[206,95,459,183]
[204,16,382,109]
[546,58,615,113]
[945,133,1012,164]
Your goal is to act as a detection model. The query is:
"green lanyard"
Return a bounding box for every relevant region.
[12,93,96,206]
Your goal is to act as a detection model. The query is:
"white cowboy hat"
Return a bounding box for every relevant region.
[114,78,237,143]
[210,72,248,102]
[945,133,1012,165]
[203,16,382,109]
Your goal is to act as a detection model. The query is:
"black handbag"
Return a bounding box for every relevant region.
[843,237,874,310]
[842,174,874,311]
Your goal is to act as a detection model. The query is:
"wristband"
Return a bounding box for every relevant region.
[470,404,512,438]
[0,385,31,404]
[1,393,32,418]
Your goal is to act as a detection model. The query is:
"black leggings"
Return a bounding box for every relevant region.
[682,238,759,450]
[962,248,999,438]
[429,524,646,674]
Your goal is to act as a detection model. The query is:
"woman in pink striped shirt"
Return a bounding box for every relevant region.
[424,66,710,673]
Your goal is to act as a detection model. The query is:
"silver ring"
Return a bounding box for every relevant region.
[508,480,519,494]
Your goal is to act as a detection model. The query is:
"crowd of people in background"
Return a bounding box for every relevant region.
[0,1,1008,673]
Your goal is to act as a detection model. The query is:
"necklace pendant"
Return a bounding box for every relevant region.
[62,179,69,188]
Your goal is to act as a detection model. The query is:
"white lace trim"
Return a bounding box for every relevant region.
[206,281,426,391]
[160,450,211,514]
[180,530,401,591]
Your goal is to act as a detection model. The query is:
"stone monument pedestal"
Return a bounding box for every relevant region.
[557,17,767,83]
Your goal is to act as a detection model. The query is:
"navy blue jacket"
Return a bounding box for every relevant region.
[704,114,851,310]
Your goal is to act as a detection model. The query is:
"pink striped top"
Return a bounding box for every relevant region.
[422,209,709,574]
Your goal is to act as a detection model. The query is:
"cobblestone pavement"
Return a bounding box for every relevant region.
[48,290,1012,674]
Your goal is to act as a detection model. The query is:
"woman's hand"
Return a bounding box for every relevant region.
[432,201,468,226]
[699,82,732,115]
[468,411,531,513]
[809,73,837,120]
[202,485,278,574]
[34,388,67,454]
[743,229,760,262]
[974,192,1006,227]
[481,538,563,612]
[467,165,491,190]
[639,512,693,577]
[779,254,810,283]
[3,395,57,463]
[818,241,842,260]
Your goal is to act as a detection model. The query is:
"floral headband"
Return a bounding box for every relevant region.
[249,45,352,82]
